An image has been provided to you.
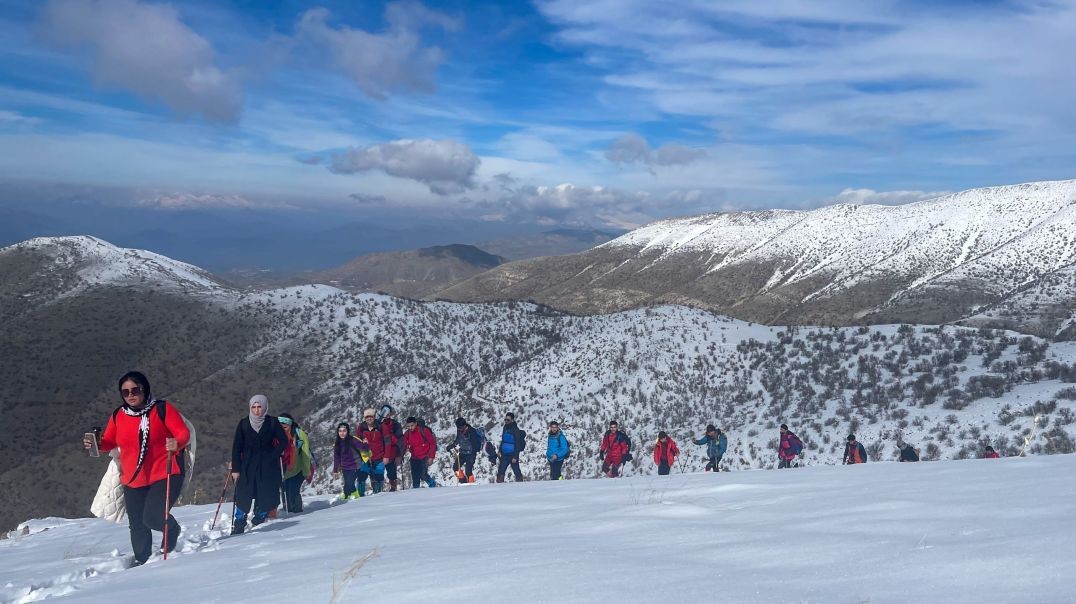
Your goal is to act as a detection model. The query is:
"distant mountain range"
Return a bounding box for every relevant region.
[437,180,1076,339]
[308,244,505,298]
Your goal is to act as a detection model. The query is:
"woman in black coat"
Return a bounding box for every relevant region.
[230,394,287,534]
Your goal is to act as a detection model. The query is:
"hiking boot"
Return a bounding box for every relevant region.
[467,475,476,483]
[251,510,269,527]
[231,511,247,535]
[388,479,398,492]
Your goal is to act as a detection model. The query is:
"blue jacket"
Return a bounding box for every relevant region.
[694,432,728,459]
[546,431,569,461]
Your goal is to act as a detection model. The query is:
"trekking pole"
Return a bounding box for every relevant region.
[279,457,289,517]
[210,469,232,530]
[163,452,173,560]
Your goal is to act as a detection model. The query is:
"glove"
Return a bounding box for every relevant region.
[599,451,605,460]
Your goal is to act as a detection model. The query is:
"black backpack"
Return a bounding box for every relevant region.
[618,432,633,462]
[516,428,527,452]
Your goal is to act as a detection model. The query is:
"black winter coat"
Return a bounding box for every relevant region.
[448,426,482,456]
[231,416,288,490]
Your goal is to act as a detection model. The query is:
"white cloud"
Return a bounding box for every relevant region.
[39,0,243,123]
[828,188,949,206]
[294,3,459,100]
[329,139,480,195]
[605,134,706,168]
[134,195,262,212]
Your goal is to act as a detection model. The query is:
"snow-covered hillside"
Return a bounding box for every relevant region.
[437,179,1076,333]
[605,179,1076,306]
[4,455,1075,603]
[2,236,224,298]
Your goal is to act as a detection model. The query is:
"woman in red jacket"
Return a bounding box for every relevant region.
[83,371,190,566]
[653,431,679,475]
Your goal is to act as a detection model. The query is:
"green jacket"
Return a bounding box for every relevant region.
[284,427,314,480]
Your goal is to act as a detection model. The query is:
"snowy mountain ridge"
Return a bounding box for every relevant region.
[4,235,225,297]
[436,179,1076,335]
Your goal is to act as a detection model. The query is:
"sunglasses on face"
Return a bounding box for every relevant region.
[121,386,143,397]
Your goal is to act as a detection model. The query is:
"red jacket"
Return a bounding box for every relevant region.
[381,418,403,458]
[984,451,1000,459]
[600,431,629,464]
[100,401,190,488]
[404,425,437,460]
[653,438,679,466]
[358,421,385,460]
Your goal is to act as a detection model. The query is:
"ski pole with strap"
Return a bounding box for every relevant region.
[163,452,173,560]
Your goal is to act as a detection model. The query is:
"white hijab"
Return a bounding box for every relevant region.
[249,394,269,433]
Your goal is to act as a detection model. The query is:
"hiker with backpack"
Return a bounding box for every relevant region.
[446,417,483,484]
[379,406,405,491]
[983,446,1001,459]
[778,424,803,469]
[694,424,727,472]
[403,417,438,488]
[229,395,287,534]
[898,442,920,462]
[279,413,315,512]
[653,431,679,475]
[82,371,191,566]
[842,434,867,465]
[496,412,526,483]
[357,409,386,494]
[333,422,371,499]
[546,420,570,480]
[599,420,631,477]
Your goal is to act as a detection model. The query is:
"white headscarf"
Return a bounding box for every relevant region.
[249,395,269,433]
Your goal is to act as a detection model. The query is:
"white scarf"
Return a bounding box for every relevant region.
[120,398,160,481]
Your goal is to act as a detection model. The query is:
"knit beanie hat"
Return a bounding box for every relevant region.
[455,417,467,428]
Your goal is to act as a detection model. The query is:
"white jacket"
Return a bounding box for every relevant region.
[90,413,197,523]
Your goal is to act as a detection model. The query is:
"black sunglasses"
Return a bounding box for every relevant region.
[121,386,143,397]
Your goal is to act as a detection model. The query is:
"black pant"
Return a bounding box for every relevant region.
[385,458,399,481]
[497,455,523,482]
[122,474,183,564]
[601,459,621,477]
[658,462,671,475]
[778,458,793,469]
[549,459,564,480]
[453,452,476,482]
[283,474,304,512]
[705,456,722,472]
[341,469,361,497]
[410,458,434,488]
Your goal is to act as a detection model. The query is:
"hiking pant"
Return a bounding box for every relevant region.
[777,458,793,469]
[341,469,361,498]
[283,474,304,512]
[367,461,385,493]
[601,459,622,477]
[657,461,671,475]
[705,456,722,472]
[385,458,399,481]
[122,474,183,564]
[409,458,435,488]
[497,456,523,482]
[453,453,476,482]
[549,459,564,480]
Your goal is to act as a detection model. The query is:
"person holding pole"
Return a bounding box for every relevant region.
[229,395,287,534]
[82,371,189,566]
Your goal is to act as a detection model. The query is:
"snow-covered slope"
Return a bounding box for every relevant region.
[3,455,1075,603]
[0,236,224,298]
[437,179,1076,332]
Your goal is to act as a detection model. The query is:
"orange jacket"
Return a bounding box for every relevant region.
[653,438,679,466]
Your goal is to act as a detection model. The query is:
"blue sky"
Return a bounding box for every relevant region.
[1,0,1074,230]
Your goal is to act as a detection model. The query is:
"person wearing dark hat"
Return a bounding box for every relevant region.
[778,424,803,469]
[496,412,527,483]
[546,421,570,480]
[898,442,920,462]
[229,394,288,534]
[83,371,191,565]
[982,445,1001,459]
[843,434,867,464]
[446,417,482,484]
[653,431,679,475]
[694,424,728,472]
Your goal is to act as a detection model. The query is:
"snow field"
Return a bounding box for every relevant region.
[3,454,1075,603]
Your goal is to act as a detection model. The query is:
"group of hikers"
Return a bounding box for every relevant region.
[82,370,1009,566]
